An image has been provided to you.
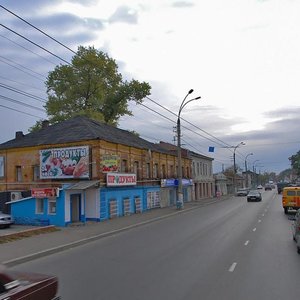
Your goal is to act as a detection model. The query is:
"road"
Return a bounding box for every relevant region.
[11,190,300,300]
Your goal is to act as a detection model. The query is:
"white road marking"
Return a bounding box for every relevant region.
[229,262,237,272]
[258,219,262,223]
[244,240,249,246]
[253,228,257,232]
[262,214,265,217]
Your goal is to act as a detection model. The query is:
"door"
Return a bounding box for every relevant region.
[71,194,81,222]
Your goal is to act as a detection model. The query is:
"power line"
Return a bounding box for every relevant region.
[0,94,45,112]
[0,4,77,55]
[0,23,71,65]
[0,103,43,118]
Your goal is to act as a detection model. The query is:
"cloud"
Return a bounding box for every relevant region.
[108,6,138,24]
[171,1,195,8]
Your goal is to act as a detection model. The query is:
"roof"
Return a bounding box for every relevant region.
[64,180,100,190]
[0,116,169,154]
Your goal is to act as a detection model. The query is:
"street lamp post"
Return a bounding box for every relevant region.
[245,153,253,188]
[233,142,245,192]
[177,89,201,209]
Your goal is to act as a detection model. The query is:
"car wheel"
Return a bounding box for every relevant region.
[284,207,288,214]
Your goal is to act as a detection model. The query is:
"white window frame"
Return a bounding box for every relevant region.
[48,198,56,215]
[36,198,44,214]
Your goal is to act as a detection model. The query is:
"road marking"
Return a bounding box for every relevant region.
[253,228,257,232]
[244,240,249,246]
[262,214,265,217]
[229,262,237,272]
[264,209,268,212]
[258,219,262,223]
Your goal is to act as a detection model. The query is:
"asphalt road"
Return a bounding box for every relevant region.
[11,190,300,300]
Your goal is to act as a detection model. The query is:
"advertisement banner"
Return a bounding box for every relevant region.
[107,173,137,187]
[101,154,119,172]
[31,188,59,198]
[40,146,89,179]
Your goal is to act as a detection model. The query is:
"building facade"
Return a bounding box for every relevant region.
[0,116,195,226]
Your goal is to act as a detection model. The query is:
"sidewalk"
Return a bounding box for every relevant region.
[0,198,222,267]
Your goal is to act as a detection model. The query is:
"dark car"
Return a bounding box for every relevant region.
[0,265,59,299]
[292,209,300,254]
[247,190,262,202]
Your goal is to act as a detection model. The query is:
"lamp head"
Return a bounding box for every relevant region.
[188,89,194,94]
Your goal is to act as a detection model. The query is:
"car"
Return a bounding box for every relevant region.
[236,188,249,196]
[247,190,262,202]
[0,211,14,229]
[257,185,263,189]
[292,209,300,254]
[265,185,272,191]
[0,265,60,299]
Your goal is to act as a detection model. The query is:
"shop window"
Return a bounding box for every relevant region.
[16,166,22,182]
[48,199,56,214]
[33,165,40,181]
[36,199,44,214]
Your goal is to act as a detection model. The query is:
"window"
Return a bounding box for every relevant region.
[16,166,22,182]
[0,156,4,177]
[121,160,128,172]
[170,165,174,177]
[133,161,139,178]
[48,199,56,214]
[186,166,190,178]
[33,165,40,181]
[36,199,44,214]
[192,162,195,177]
[146,163,151,178]
[153,163,158,178]
[162,164,166,178]
[197,162,200,176]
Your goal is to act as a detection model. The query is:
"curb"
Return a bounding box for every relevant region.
[3,199,220,267]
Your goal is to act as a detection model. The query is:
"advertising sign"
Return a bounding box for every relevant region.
[107,173,137,187]
[40,146,89,179]
[161,178,193,187]
[101,154,119,172]
[31,188,59,198]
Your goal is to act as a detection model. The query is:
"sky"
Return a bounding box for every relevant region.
[0,0,300,175]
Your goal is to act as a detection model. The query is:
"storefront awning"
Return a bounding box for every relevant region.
[65,180,100,190]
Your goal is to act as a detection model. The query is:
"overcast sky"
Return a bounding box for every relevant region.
[0,0,299,174]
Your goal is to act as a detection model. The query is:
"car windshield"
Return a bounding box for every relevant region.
[248,191,259,196]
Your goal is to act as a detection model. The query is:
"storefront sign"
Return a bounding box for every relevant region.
[31,188,59,198]
[107,173,137,186]
[161,178,193,187]
[101,154,119,172]
[40,146,89,179]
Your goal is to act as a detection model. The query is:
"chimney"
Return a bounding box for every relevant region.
[42,120,50,129]
[15,131,24,139]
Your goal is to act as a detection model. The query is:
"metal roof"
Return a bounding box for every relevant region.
[65,180,100,190]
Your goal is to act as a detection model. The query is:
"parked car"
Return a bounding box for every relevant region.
[257,185,263,189]
[236,188,249,196]
[292,209,300,254]
[247,190,262,202]
[0,265,60,299]
[0,211,14,229]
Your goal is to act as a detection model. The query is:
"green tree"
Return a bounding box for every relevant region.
[30,46,151,131]
[289,150,300,175]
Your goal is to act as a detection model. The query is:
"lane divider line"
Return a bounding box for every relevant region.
[229,262,237,272]
[253,228,257,232]
[244,240,249,246]
[258,219,261,223]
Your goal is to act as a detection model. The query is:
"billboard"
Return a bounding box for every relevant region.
[101,154,119,172]
[40,146,89,179]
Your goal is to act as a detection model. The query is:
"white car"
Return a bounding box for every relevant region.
[0,211,14,229]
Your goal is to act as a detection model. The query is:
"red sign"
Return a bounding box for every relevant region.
[31,188,59,198]
[106,173,137,187]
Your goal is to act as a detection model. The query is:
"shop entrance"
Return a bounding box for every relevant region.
[70,194,81,222]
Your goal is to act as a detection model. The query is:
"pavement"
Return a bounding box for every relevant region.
[0,197,225,267]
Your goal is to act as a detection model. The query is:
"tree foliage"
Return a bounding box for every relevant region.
[30,46,151,131]
[289,150,300,175]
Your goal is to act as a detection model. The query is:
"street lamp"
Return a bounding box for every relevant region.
[244,153,253,188]
[177,89,201,209]
[245,153,253,172]
[233,142,245,192]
